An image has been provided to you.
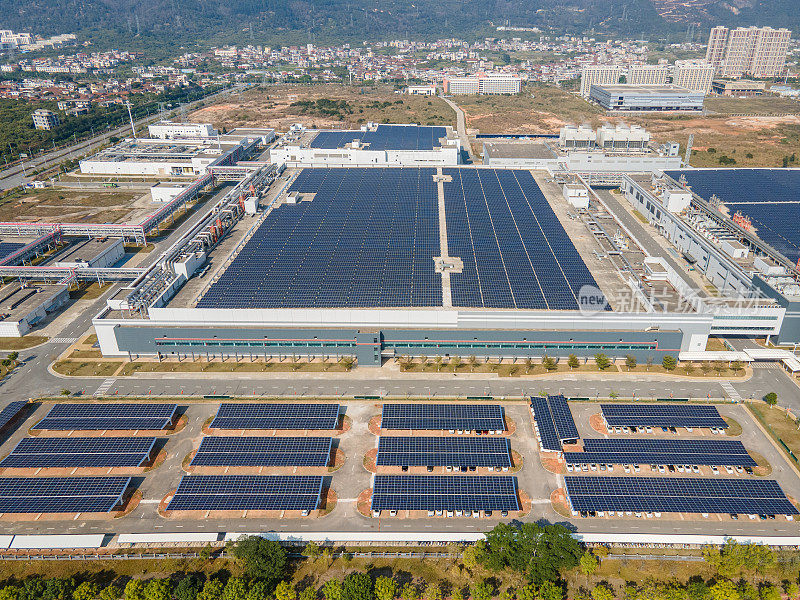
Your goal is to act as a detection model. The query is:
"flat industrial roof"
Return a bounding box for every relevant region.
[593,84,695,94]
[483,142,557,160]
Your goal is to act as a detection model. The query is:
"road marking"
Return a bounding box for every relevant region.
[720,381,743,402]
[94,379,116,397]
[50,337,78,344]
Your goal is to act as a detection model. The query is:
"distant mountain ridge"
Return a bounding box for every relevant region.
[0,0,796,44]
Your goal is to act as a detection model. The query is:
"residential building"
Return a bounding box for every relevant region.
[627,65,670,86]
[31,109,60,130]
[405,85,437,96]
[580,65,622,98]
[672,60,715,94]
[706,26,791,78]
[443,73,521,95]
[590,84,704,112]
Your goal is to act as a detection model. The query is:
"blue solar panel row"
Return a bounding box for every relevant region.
[0,437,157,469]
[0,477,131,513]
[380,404,506,431]
[531,398,562,452]
[198,168,442,308]
[34,403,177,431]
[371,475,520,512]
[376,437,512,467]
[310,125,447,151]
[191,437,333,467]
[443,169,605,310]
[601,404,728,429]
[166,475,323,511]
[0,242,24,263]
[210,403,341,430]
[0,401,27,432]
[565,476,798,516]
[665,169,800,264]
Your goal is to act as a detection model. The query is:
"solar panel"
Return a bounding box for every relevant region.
[34,403,177,431]
[166,475,323,511]
[0,242,25,263]
[310,125,447,151]
[371,475,520,512]
[0,401,28,432]
[565,476,798,516]
[0,437,157,469]
[210,403,340,430]
[531,398,561,451]
[376,437,511,467]
[380,404,505,431]
[0,476,131,513]
[601,404,728,429]
[443,168,607,310]
[191,437,333,467]
[567,438,756,467]
[197,167,443,309]
[665,169,800,264]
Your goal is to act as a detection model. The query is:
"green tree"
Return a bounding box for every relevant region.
[498,589,514,600]
[302,541,321,560]
[579,552,599,578]
[662,355,677,371]
[764,392,778,407]
[73,583,99,600]
[594,353,610,370]
[299,588,317,600]
[274,582,296,600]
[468,355,479,372]
[124,581,145,600]
[463,543,486,570]
[517,585,536,600]
[567,354,579,370]
[246,582,271,600]
[0,587,18,600]
[322,581,343,600]
[222,578,249,600]
[174,576,204,600]
[710,581,740,600]
[537,582,563,600]
[342,573,373,600]
[469,582,492,600]
[451,589,464,600]
[7,351,18,362]
[730,361,743,375]
[591,586,614,600]
[374,578,397,600]
[760,585,780,600]
[703,540,746,579]
[44,578,76,600]
[19,579,46,600]
[624,355,637,370]
[784,583,799,599]
[197,580,225,600]
[423,583,441,600]
[228,536,287,588]
[542,355,557,372]
[100,585,124,600]
[479,522,583,586]
[144,580,171,600]
[400,585,419,600]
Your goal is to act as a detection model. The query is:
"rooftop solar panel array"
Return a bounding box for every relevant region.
[376,437,511,467]
[310,125,447,151]
[0,476,131,513]
[166,475,323,511]
[0,242,25,263]
[0,437,157,469]
[443,168,606,310]
[665,169,800,264]
[0,401,27,432]
[565,476,798,515]
[531,395,580,451]
[210,403,340,430]
[34,403,177,431]
[371,475,520,511]
[191,437,333,467]
[197,168,442,308]
[380,404,505,431]
[601,404,728,429]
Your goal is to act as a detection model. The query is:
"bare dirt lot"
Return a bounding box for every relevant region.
[189,84,455,132]
[0,188,144,224]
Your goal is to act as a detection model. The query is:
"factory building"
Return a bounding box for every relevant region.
[590,84,704,112]
[148,122,219,140]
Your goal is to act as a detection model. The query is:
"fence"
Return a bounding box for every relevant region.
[747,403,799,464]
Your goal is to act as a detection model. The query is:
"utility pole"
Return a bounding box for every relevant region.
[125,101,137,139]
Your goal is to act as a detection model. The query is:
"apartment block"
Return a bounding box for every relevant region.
[706,26,791,78]
[580,65,622,98]
[627,65,670,86]
[443,74,521,95]
[672,60,715,94]
[31,109,60,130]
